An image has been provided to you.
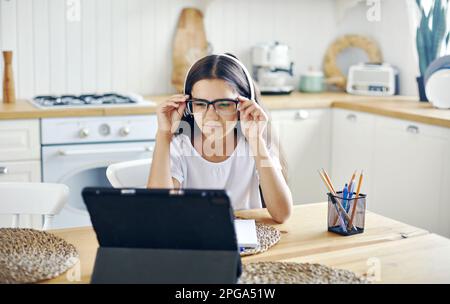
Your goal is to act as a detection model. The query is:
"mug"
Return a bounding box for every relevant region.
[299,70,324,93]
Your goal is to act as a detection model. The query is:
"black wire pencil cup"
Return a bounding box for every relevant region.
[319,169,366,236]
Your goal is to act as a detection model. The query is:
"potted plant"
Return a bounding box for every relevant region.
[415,0,449,101]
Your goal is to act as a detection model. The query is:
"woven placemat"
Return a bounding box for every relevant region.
[240,223,281,257]
[239,262,369,284]
[0,228,79,284]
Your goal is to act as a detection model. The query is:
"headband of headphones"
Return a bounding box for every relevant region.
[183,53,255,101]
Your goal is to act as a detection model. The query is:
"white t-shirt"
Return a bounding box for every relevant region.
[169,133,281,210]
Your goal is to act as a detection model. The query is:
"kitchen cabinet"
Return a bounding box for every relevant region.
[0,160,41,183]
[439,129,450,237]
[0,119,41,228]
[331,109,376,197]
[270,109,331,204]
[0,119,40,161]
[0,161,42,228]
[371,115,449,235]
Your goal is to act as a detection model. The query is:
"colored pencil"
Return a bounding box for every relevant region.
[318,170,353,224]
[321,168,337,194]
[348,170,356,193]
[347,171,364,230]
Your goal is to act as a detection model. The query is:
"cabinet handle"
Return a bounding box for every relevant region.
[346,113,357,122]
[406,125,419,134]
[0,167,8,175]
[294,110,309,120]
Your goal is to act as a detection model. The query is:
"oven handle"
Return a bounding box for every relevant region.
[58,146,154,156]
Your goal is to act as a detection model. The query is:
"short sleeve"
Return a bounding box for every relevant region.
[170,136,185,184]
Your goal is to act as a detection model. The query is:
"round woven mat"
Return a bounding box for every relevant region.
[240,223,281,257]
[0,228,79,284]
[239,262,369,284]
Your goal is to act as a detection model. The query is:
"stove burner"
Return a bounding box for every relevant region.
[32,93,138,107]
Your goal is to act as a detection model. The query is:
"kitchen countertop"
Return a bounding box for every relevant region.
[41,203,450,284]
[1,92,450,128]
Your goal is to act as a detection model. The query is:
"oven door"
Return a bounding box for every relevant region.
[42,141,154,228]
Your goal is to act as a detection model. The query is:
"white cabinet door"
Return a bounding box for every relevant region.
[371,116,448,234]
[270,109,331,204]
[0,160,42,228]
[0,160,41,183]
[331,109,375,197]
[439,129,450,237]
[0,119,40,161]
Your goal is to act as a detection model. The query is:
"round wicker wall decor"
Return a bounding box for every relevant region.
[323,34,383,89]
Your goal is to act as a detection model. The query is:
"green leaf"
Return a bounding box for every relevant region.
[417,28,428,75]
[446,32,450,51]
[432,11,446,57]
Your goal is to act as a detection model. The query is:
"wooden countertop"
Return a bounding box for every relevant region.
[41,203,450,284]
[1,92,450,128]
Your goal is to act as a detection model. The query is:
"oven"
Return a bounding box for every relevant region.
[41,115,156,228]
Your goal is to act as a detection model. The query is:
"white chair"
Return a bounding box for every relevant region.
[0,182,69,230]
[106,158,152,188]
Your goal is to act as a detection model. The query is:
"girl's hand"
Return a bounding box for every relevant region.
[238,95,268,141]
[156,94,188,135]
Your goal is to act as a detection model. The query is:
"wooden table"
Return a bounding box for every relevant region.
[43,203,450,284]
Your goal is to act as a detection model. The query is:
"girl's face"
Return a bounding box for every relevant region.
[191,79,239,138]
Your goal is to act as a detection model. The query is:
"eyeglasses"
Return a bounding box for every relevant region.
[186,98,239,116]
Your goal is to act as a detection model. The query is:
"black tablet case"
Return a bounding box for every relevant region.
[82,188,241,284]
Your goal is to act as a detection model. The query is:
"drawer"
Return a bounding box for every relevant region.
[374,115,448,139]
[332,108,376,125]
[0,160,41,183]
[0,119,40,161]
[270,108,330,121]
[0,160,42,228]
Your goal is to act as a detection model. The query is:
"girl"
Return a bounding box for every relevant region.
[147,53,292,223]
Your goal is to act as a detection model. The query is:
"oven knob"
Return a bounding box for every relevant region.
[99,124,111,136]
[119,126,131,137]
[79,128,90,138]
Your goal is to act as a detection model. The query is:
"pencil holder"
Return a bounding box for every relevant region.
[327,191,366,236]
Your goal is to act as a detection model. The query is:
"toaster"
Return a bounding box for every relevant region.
[346,63,399,96]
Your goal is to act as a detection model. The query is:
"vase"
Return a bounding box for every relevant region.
[416,76,428,102]
[2,51,16,104]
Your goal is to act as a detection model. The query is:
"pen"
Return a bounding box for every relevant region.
[342,183,348,211]
[347,182,355,213]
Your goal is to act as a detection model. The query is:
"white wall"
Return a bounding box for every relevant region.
[0,0,418,99]
[336,0,419,96]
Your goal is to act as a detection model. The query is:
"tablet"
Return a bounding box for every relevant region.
[82,187,239,251]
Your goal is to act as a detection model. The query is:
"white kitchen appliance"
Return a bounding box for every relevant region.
[425,55,450,109]
[251,41,295,95]
[346,63,399,96]
[41,115,157,228]
[29,92,154,109]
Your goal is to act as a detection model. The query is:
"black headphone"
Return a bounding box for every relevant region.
[183,54,255,117]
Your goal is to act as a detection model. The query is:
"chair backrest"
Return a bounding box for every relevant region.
[0,182,69,230]
[106,158,152,188]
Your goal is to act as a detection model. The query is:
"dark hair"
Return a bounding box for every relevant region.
[178,53,288,181]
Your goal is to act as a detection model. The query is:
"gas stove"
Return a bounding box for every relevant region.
[29,93,153,109]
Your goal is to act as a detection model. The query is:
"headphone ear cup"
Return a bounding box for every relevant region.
[183,101,191,117]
